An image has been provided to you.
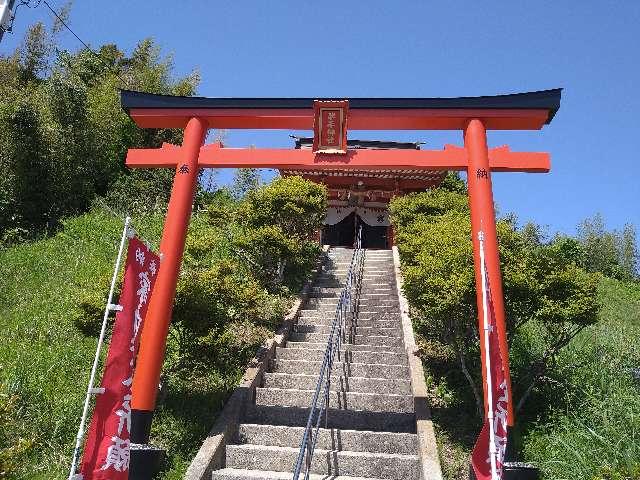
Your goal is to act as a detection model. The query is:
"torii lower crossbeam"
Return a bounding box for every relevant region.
[126,143,550,172]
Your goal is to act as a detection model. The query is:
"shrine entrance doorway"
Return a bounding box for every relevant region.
[322,211,357,247]
[321,212,389,249]
[360,220,388,249]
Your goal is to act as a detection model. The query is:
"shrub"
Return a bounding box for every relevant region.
[390,188,600,420]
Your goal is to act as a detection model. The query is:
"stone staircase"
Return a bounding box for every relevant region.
[211,247,421,480]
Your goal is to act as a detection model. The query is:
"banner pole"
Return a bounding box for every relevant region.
[68,216,133,480]
[479,230,498,480]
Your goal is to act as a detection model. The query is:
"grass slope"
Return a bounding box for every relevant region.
[522,278,640,479]
[428,277,640,480]
[0,210,266,479]
[0,212,163,478]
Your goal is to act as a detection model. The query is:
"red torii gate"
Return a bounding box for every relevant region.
[121,89,561,452]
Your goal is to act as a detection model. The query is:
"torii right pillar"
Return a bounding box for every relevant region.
[465,118,514,425]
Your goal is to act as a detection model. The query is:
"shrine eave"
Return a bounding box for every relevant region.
[120,89,562,131]
[280,169,445,193]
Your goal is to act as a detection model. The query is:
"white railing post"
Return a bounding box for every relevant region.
[68,217,133,480]
[479,230,499,480]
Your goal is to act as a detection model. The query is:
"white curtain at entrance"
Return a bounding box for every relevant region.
[324,202,390,227]
[356,207,390,227]
[325,206,356,225]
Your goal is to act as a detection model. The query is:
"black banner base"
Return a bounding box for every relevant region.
[504,462,540,480]
[469,462,539,480]
[130,443,165,480]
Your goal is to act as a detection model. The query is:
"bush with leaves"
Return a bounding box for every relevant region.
[0,174,326,477]
[234,175,327,290]
[389,179,600,421]
[144,177,326,473]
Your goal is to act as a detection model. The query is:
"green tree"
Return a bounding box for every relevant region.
[166,176,327,373]
[231,168,262,199]
[0,17,200,244]
[578,214,622,278]
[577,214,639,281]
[619,223,639,279]
[390,187,600,418]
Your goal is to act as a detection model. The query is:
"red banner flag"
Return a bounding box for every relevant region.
[471,266,509,480]
[312,100,348,153]
[80,237,160,479]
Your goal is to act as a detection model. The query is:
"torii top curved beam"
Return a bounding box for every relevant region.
[120,89,561,130]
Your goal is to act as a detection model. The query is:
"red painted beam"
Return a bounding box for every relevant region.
[488,145,550,172]
[125,143,550,173]
[126,108,550,131]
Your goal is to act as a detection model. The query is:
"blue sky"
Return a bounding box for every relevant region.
[3,1,639,235]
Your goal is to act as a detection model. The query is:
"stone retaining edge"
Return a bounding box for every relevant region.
[184,245,330,480]
[392,246,444,480]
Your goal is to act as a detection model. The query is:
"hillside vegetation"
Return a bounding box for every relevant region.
[0,17,332,478]
[0,177,327,479]
[390,174,640,480]
[0,17,198,246]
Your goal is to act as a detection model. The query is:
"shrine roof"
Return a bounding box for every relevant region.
[284,136,444,186]
[120,89,562,130]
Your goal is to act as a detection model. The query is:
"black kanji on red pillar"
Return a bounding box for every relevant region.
[476,168,488,179]
[179,164,189,174]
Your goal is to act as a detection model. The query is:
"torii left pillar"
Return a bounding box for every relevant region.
[130,117,207,476]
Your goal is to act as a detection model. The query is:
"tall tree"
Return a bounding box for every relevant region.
[231,168,262,199]
[577,214,639,280]
[0,15,200,244]
[619,223,639,279]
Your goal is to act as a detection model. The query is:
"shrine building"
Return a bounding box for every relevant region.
[283,137,444,249]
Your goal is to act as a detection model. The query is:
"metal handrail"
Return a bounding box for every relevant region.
[292,227,364,479]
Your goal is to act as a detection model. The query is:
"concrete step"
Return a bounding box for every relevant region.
[289,333,404,348]
[296,318,401,329]
[296,317,401,327]
[299,309,342,316]
[306,298,398,307]
[359,294,398,300]
[303,300,359,308]
[298,311,401,319]
[306,291,396,299]
[245,404,415,433]
[354,309,402,317]
[356,307,401,313]
[358,297,400,303]
[271,359,410,379]
[312,283,346,289]
[328,265,392,269]
[262,373,411,395]
[276,347,408,366]
[236,424,418,455]
[211,468,385,480]
[293,324,402,337]
[255,387,413,413]
[317,271,394,277]
[224,444,420,479]
[284,341,404,354]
